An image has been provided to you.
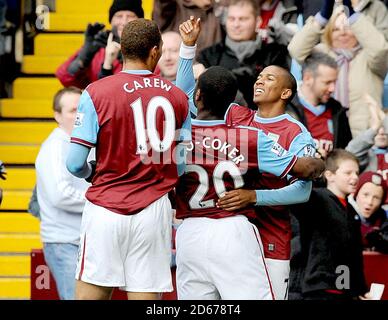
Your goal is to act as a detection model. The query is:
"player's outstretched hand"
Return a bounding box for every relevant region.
[216,189,256,211]
[179,16,201,47]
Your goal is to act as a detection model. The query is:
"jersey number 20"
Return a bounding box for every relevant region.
[187,161,244,210]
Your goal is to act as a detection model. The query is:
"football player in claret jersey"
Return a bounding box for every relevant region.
[66,19,191,300]
[177,17,320,300]
[175,65,323,300]
[219,65,317,300]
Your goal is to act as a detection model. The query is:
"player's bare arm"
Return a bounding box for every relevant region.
[179,16,201,47]
[217,189,256,211]
[291,157,325,180]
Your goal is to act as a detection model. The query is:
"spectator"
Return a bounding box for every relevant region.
[0,0,20,98]
[348,171,388,254]
[353,0,388,42]
[288,0,388,137]
[35,87,91,300]
[295,1,388,40]
[66,19,190,300]
[197,0,290,109]
[152,0,223,54]
[158,31,181,82]
[287,51,352,158]
[295,0,323,22]
[289,149,372,300]
[346,94,388,204]
[27,185,40,220]
[216,0,299,45]
[258,0,299,45]
[55,0,144,88]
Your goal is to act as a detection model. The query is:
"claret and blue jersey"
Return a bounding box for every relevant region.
[175,119,297,220]
[68,70,191,215]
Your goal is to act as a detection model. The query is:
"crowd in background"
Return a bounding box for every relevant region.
[1,0,388,300]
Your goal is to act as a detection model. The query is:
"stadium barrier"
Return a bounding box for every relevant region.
[30,249,387,300]
[30,249,177,300]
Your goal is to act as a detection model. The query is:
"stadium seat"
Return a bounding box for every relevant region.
[0,145,40,165]
[0,121,56,144]
[0,255,30,277]
[13,78,62,99]
[0,99,54,118]
[0,233,41,252]
[0,278,30,299]
[0,213,39,232]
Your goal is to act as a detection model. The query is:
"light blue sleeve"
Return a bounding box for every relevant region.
[70,89,99,147]
[176,44,197,118]
[179,110,192,142]
[176,111,192,177]
[257,130,296,178]
[255,180,312,206]
[66,143,92,178]
[255,130,315,205]
[289,131,316,158]
[175,143,187,177]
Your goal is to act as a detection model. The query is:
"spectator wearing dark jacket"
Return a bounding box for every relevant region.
[287,51,352,159]
[55,0,144,88]
[152,0,223,55]
[348,171,388,254]
[289,149,371,300]
[197,0,290,109]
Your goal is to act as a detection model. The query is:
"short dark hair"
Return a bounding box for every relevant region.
[53,87,82,113]
[281,67,297,103]
[121,19,161,62]
[325,149,359,174]
[302,51,338,77]
[197,66,238,118]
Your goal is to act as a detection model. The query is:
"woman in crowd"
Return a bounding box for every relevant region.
[288,0,388,137]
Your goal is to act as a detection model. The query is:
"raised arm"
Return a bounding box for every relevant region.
[217,180,312,211]
[287,0,335,64]
[217,130,317,210]
[176,17,202,117]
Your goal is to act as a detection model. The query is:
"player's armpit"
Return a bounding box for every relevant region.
[290,157,325,180]
[217,189,256,211]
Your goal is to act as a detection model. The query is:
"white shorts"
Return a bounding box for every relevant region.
[76,195,173,293]
[265,258,290,300]
[176,215,274,300]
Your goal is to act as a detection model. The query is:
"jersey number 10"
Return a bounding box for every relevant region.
[130,96,176,154]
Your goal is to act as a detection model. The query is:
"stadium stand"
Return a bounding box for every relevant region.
[0,0,386,301]
[0,0,153,300]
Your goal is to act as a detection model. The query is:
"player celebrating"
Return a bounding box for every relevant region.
[66,19,190,300]
[175,65,324,300]
[177,17,317,300]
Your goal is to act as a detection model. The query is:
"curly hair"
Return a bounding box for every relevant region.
[120,19,162,63]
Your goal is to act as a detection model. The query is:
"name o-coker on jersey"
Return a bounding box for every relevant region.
[187,136,245,165]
